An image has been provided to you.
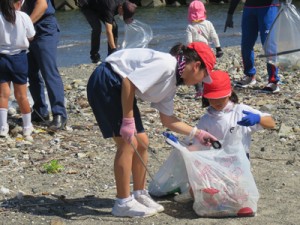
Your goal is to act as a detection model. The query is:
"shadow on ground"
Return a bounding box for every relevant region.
[1,195,113,219]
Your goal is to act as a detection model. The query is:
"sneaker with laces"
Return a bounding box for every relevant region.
[23,126,34,136]
[235,76,256,88]
[261,82,280,93]
[134,190,164,213]
[174,191,193,203]
[0,125,9,137]
[112,198,157,218]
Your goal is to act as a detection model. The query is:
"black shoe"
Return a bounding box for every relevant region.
[32,111,50,122]
[49,115,67,131]
[90,54,101,64]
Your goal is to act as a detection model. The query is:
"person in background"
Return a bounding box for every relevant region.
[0,0,35,138]
[224,0,280,93]
[186,0,223,98]
[76,0,137,64]
[87,42,218,217]
[22,0,68,130]
[174,70,275,204]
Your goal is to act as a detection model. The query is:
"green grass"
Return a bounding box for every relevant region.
[43,160,64,174]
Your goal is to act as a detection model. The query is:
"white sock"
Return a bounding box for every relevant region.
[133,189,146,198]
[0,108,8,128]
[116,195,133,205]
[22,113,32,128]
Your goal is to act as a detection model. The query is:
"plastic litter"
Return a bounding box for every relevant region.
[121,19,153,49]
[260,0,300,71]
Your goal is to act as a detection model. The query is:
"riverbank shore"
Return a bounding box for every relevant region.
[0,45,299,225]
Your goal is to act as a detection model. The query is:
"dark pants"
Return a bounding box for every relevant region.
[0,51,28,84]
[241,6,279,83]
[87,63,144,138]
[28,16,67,118]
[81,7,118,59]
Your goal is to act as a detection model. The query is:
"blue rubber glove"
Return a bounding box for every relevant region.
[162,132,178,143]
[237,110,261,126]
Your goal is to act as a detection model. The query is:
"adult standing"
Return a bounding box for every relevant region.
[87,42,218,217]
[224,0,281,93]
[76,0,137,63]
[22,0,67,130]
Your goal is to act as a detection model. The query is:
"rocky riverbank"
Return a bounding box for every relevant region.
[0,45,299,225]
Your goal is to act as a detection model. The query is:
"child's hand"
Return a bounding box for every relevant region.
[120,117,136,143]
[237,110,261,126]
[195,130,218,147]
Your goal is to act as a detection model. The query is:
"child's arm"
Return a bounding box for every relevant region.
[186,25,193,44]
[207,22,223,58]
[237,110,275,129]
[260,116,275,129]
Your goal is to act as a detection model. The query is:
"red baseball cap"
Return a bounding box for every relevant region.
[203,70,232,99]
[187,42,216,84]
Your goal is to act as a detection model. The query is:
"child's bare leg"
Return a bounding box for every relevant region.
[0,82,10,109]
[113,137,135,198]
[13,83,33,136]
[13,83,30,114]
[132,132,148,191]
[0,82,10,135]
[130,133,164,213]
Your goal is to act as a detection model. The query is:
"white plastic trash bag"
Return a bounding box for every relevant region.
[165,128,259,218]
[148,149,189,197]
[121,19,153,49]
[261,0,300,71]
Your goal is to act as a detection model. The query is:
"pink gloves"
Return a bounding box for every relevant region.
[120,117,136,143]
[195,129,218,146]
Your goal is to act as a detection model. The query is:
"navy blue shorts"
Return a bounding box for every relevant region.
[0,51,28,84]
[87,62,145,139]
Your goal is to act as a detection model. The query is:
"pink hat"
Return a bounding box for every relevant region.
[203,70,232,99]
[188,0,207,23]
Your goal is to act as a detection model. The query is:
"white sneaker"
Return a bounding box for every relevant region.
[0,125,9,137]
[174,191,193,203]
[134,190,164,213]
[235,76,256,88]
[23,126,34,136]
[112,198,157,218]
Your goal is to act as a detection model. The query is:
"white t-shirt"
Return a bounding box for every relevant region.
[186,20,220,47]
[106,48,177,116]
[196,103,270,154]
[0,11,35,55]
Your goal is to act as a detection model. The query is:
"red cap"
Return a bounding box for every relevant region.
[187,42,216,83]
[203,70,232,99]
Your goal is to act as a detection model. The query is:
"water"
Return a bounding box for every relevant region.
[55,2,300,68]
[55,3,244,67]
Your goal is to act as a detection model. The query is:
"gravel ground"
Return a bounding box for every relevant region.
[0,46,299,225]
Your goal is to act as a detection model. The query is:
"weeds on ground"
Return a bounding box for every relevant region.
[43,160,64,174]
